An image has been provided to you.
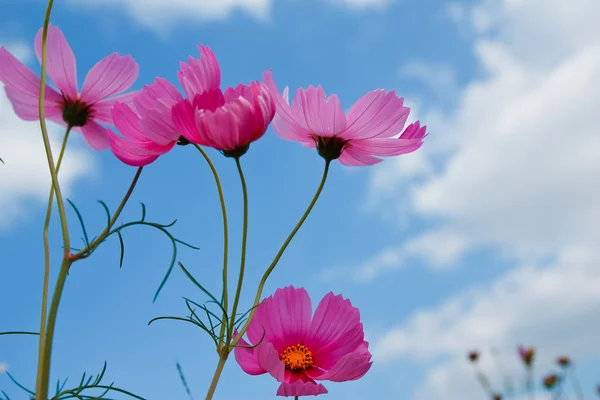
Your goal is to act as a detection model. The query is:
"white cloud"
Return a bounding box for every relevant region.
[0,42,95,231]
[68,0,273,32]
[374,245,600,400]
[401,60,458,95]
[366,0,600,398]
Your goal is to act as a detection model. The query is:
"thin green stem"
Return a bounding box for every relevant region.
[231,160,330,348]
[294,396,299,400]
[70,167,143,261]
[193,144,229,348]
[204,355,228,400]
[36,257,72,400]
[228,157,248,344]
[36,126,71,398]
[569,367,584,400]
[0,331,39,336]
[528,366,534,400]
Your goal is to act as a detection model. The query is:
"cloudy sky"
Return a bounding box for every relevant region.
[1,0,599,399]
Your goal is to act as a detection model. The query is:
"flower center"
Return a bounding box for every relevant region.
[313,135,348,161]
[61,97,91,127]
[280,344,314,371]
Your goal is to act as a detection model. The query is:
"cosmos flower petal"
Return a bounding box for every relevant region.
[247,286,312,350]
[172,99,206,145]
[33,24,78,100]
[233,335,267,376]
[312,350,372,382]
[108,131,161,167]
[338,147,382,166]
[290,85,346,137]
[177,45,221,99]
[276,381,328,397]
[92,91,141,124]
[0,47,63,120]
[256,342,286,382]
[343,89,410,140]
[80,120,110,150]
[304,292,365,369]
[80,53,138,104]
[263,70,312,140]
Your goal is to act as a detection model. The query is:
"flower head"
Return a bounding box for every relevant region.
[518,346,535,367]
[556,356,571,367]
[234,286,372,397]
[109,45,274,165]
[543,373,560,390]
[0,25,138,150]
[0,363,6,374]
[468,351,480,363]
[492,395,503,400]
[263,70,426,166]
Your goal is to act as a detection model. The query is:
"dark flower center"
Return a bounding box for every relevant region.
[177,136,192,146]
[222,144,250,159]
[280,344,314,371]
[61,98,91,127]
[314,135,348,161]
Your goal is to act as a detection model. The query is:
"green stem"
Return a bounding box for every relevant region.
[230,160,330,348]
[70,167,143,261]
[294,397,299,400]
[35,126,71,398]
[193,145,229,348]
[228,157,248,344]
[205,355,228,400]
[35,258,72,400]
[569,368,584,400]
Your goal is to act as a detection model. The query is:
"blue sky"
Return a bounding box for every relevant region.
[1,0,600,399]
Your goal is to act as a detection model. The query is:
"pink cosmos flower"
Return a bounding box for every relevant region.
[518,346,535,367]
[0,25,138,150]
[234,286,372,397]
[263,70,427,166]
[108,45,275,165]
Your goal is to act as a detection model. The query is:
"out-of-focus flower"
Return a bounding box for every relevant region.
[0,363,6,374]
[234,286,372,397]
[518,346,535,367]
[492,394,503,400]
[557,356,571,367]
[468,351,480,363]
[543,373,560,390]
[109,45,274,165]
[0,24,138,150]
[263,69,426,166]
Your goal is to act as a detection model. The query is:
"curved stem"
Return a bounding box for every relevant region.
[231,160,330,348]
[228,157,248,344]
[193,144,229,348]
[569,368,584,400]
[204,355,228,400]
[36,125,71,398]
[70,167,143,261]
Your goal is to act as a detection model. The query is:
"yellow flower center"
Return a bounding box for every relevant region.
[280,344,314,371]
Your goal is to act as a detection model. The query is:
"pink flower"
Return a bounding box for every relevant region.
[263,70,427,166]
[108,45,274,165]
[0,25,138,150]
[518,346,535,367]
[234,286,372,397]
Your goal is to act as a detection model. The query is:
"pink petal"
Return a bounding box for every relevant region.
[342,89,410,140]
[309,349,372,382]
[172,99,206,145]
[290,85,346,137]
[80,53,138,105]
[177,45,221,99]
[0,47,63,120]
[34,25,78,101]
[304,292,365,370]
[233,335,266,376]
[256,341,286,382]
[80,120,110,150]
[136,77,183,109]
[276,381,328,397]
[92,90,141,124]
[108,130,161,167]
[348,137,424,156]
[338,147,382,166]
[111,102,177,152]
[262,70,312,141]
[247,286,312,352]
[272,115,314,144]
